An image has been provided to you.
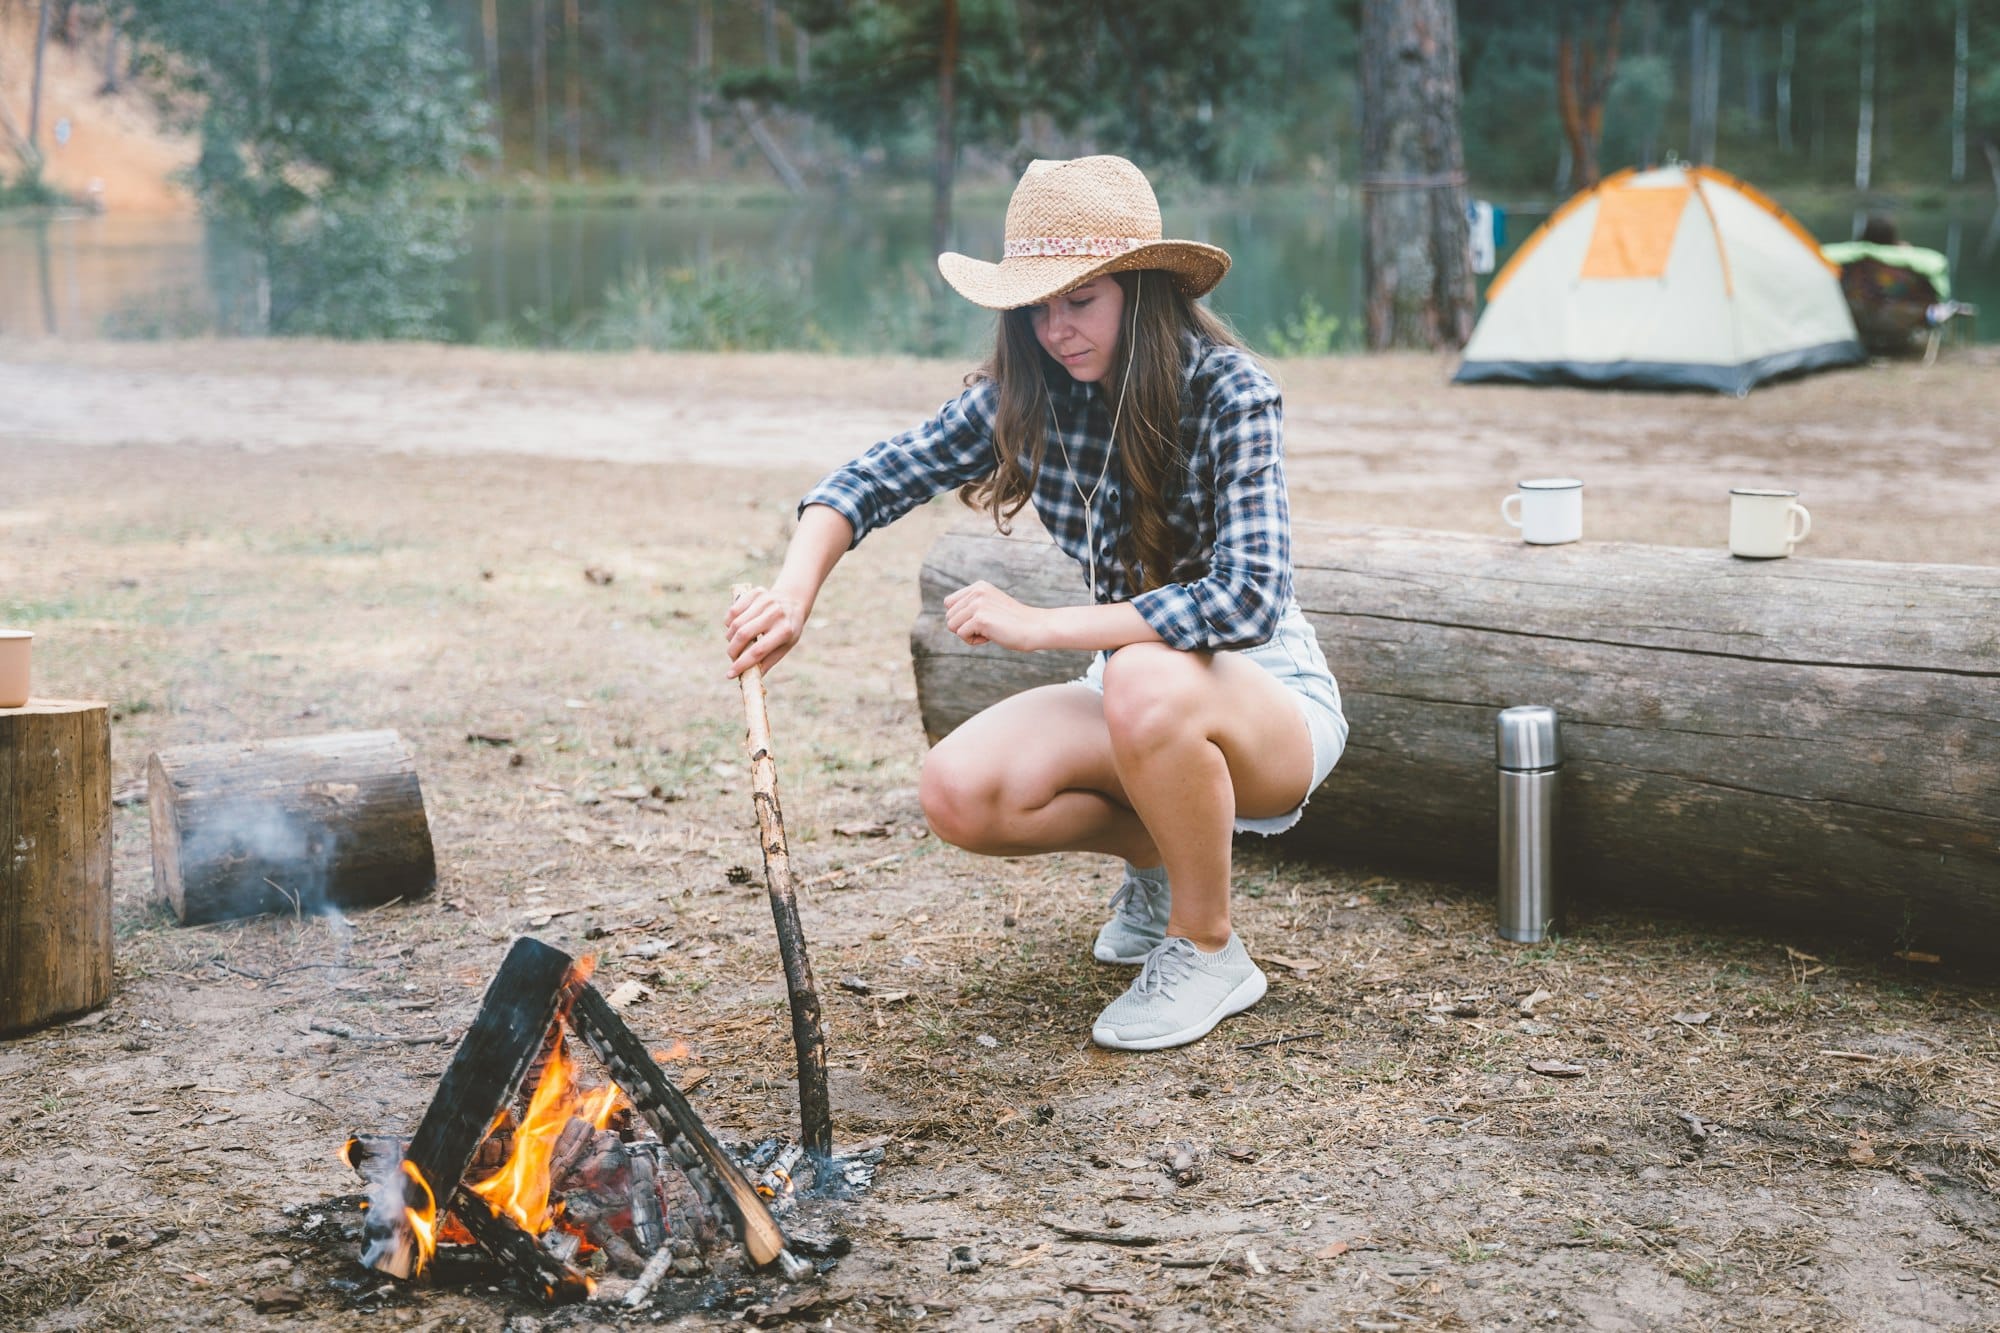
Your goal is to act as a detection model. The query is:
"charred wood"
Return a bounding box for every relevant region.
[567,983,790,1268]
[360,937,578,1278]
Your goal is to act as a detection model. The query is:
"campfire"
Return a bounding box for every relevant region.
[341,937,812,1304]
[333,622,851,1309]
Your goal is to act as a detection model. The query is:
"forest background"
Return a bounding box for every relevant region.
[3,0,1998,346]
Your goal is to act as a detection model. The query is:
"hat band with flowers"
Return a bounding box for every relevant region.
[1003,235,1148,259]
[938,155,1231,311]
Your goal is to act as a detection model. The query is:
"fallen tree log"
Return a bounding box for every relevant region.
[0,700,113,1034]
[912,524,2000,965]
[148,729,435,924]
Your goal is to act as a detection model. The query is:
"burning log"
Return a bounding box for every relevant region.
[352,936,799,1301]
[148,729,435,924]
[0,700,113,1035]
[450,1191,594,1303]
[360,937,577,1279]
[730,600,833,1164]
[568,983,791,1269]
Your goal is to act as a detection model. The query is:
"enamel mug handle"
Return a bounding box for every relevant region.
[1501,493,1523,530]
[1788,503,1811,545]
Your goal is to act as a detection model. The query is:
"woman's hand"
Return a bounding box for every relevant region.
[725,585,808,678]
[943,581,1047,652]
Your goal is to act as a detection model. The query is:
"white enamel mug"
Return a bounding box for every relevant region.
[1729,488,1811,559]
[1501,478,1584,545]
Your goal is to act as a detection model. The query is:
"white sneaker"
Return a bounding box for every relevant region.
[1091,935,1267,1051]
[1091,866,1170,964]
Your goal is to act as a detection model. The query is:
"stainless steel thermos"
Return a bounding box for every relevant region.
[1496,705,1561,942]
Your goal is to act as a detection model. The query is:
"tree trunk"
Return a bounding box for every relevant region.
[481,0,502,165]
[911,526,2000,967]
[1777,21,1794,153]
[1687,7,1707,163]
[98,21,123,96]
[1744,26,1763,126]
[933,0,959,260]
[29,0,52,150]
[1856,0,1876,192]
[0,700,112,1035]
[531,0,551,177]
[692,0,713,170]
[1702,22,1721,165]
[147,730,436,925]
[564,0,582,181]
[1952,0,1969,185]
[763,0,780,69]
[1358,0,1476,351]
[1555,3,1622,192]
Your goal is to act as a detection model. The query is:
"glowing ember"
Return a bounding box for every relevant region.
[653,1040,691,1062]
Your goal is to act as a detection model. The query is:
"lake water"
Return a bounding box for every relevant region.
[3,191,1995,353]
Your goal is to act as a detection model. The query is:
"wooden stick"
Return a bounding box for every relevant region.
[731,589,833,1164]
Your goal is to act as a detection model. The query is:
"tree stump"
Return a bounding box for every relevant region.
[1,700,113,1035]
[911,524,2000,965]
[148,729,436,925]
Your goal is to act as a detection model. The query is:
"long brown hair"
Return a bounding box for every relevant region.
[959,270,1248,593]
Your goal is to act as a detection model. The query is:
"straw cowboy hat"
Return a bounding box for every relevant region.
[938,155,1232,310]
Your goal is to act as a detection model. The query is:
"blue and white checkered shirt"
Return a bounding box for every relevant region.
[799,338,1292,652]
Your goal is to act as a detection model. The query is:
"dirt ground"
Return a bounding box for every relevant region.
[3,340,1999,1333]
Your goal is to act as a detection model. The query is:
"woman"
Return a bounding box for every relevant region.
[725,155,1346,1051]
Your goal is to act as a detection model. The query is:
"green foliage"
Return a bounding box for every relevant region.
[125,0,485,337]
[564,262,825,352]
[1261,294,1351,358]
[0,165,66,209]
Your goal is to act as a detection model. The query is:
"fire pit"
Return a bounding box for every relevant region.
[338,936,842,1307]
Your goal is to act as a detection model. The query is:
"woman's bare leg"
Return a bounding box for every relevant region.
[920,683,1159,865]
[918,648,1315,950]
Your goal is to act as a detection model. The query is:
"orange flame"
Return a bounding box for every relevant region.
[465,1031,627,1238]
[403,1161,439,1272]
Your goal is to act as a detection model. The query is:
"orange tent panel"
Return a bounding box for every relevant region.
[1579,185,1691,281]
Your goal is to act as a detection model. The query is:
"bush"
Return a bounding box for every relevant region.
[0,166,66,209]
[1262,294,1353,357]
[565,263,825,352]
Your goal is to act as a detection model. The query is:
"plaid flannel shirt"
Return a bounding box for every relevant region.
[799,337,1292,652]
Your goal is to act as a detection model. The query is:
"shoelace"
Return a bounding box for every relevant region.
[1132,938,1201,998]
[1106,875,1166,924]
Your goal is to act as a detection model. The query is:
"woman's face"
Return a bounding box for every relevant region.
[1029,275,1126,384]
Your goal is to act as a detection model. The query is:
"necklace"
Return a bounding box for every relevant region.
[1048,277,1140,604]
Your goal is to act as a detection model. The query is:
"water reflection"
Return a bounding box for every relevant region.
[4,193,1996,351]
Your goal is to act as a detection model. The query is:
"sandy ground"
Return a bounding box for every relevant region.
[8,338,2000,564]
[2,340,1999,1332]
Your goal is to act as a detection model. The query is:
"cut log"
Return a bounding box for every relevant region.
[0,700,114,1035]
[912,524,2000,964]
[361,936,579,1278]
[147,729,435,924]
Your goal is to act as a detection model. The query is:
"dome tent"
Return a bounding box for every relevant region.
[1454,164,1864,395]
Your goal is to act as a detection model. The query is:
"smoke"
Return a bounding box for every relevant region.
[178,797,349,932]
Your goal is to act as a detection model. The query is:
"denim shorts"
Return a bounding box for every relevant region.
[1074,602,1348,836]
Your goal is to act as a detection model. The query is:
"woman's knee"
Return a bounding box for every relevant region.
[1100,643,1207,753]
[918,743,1005,851]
